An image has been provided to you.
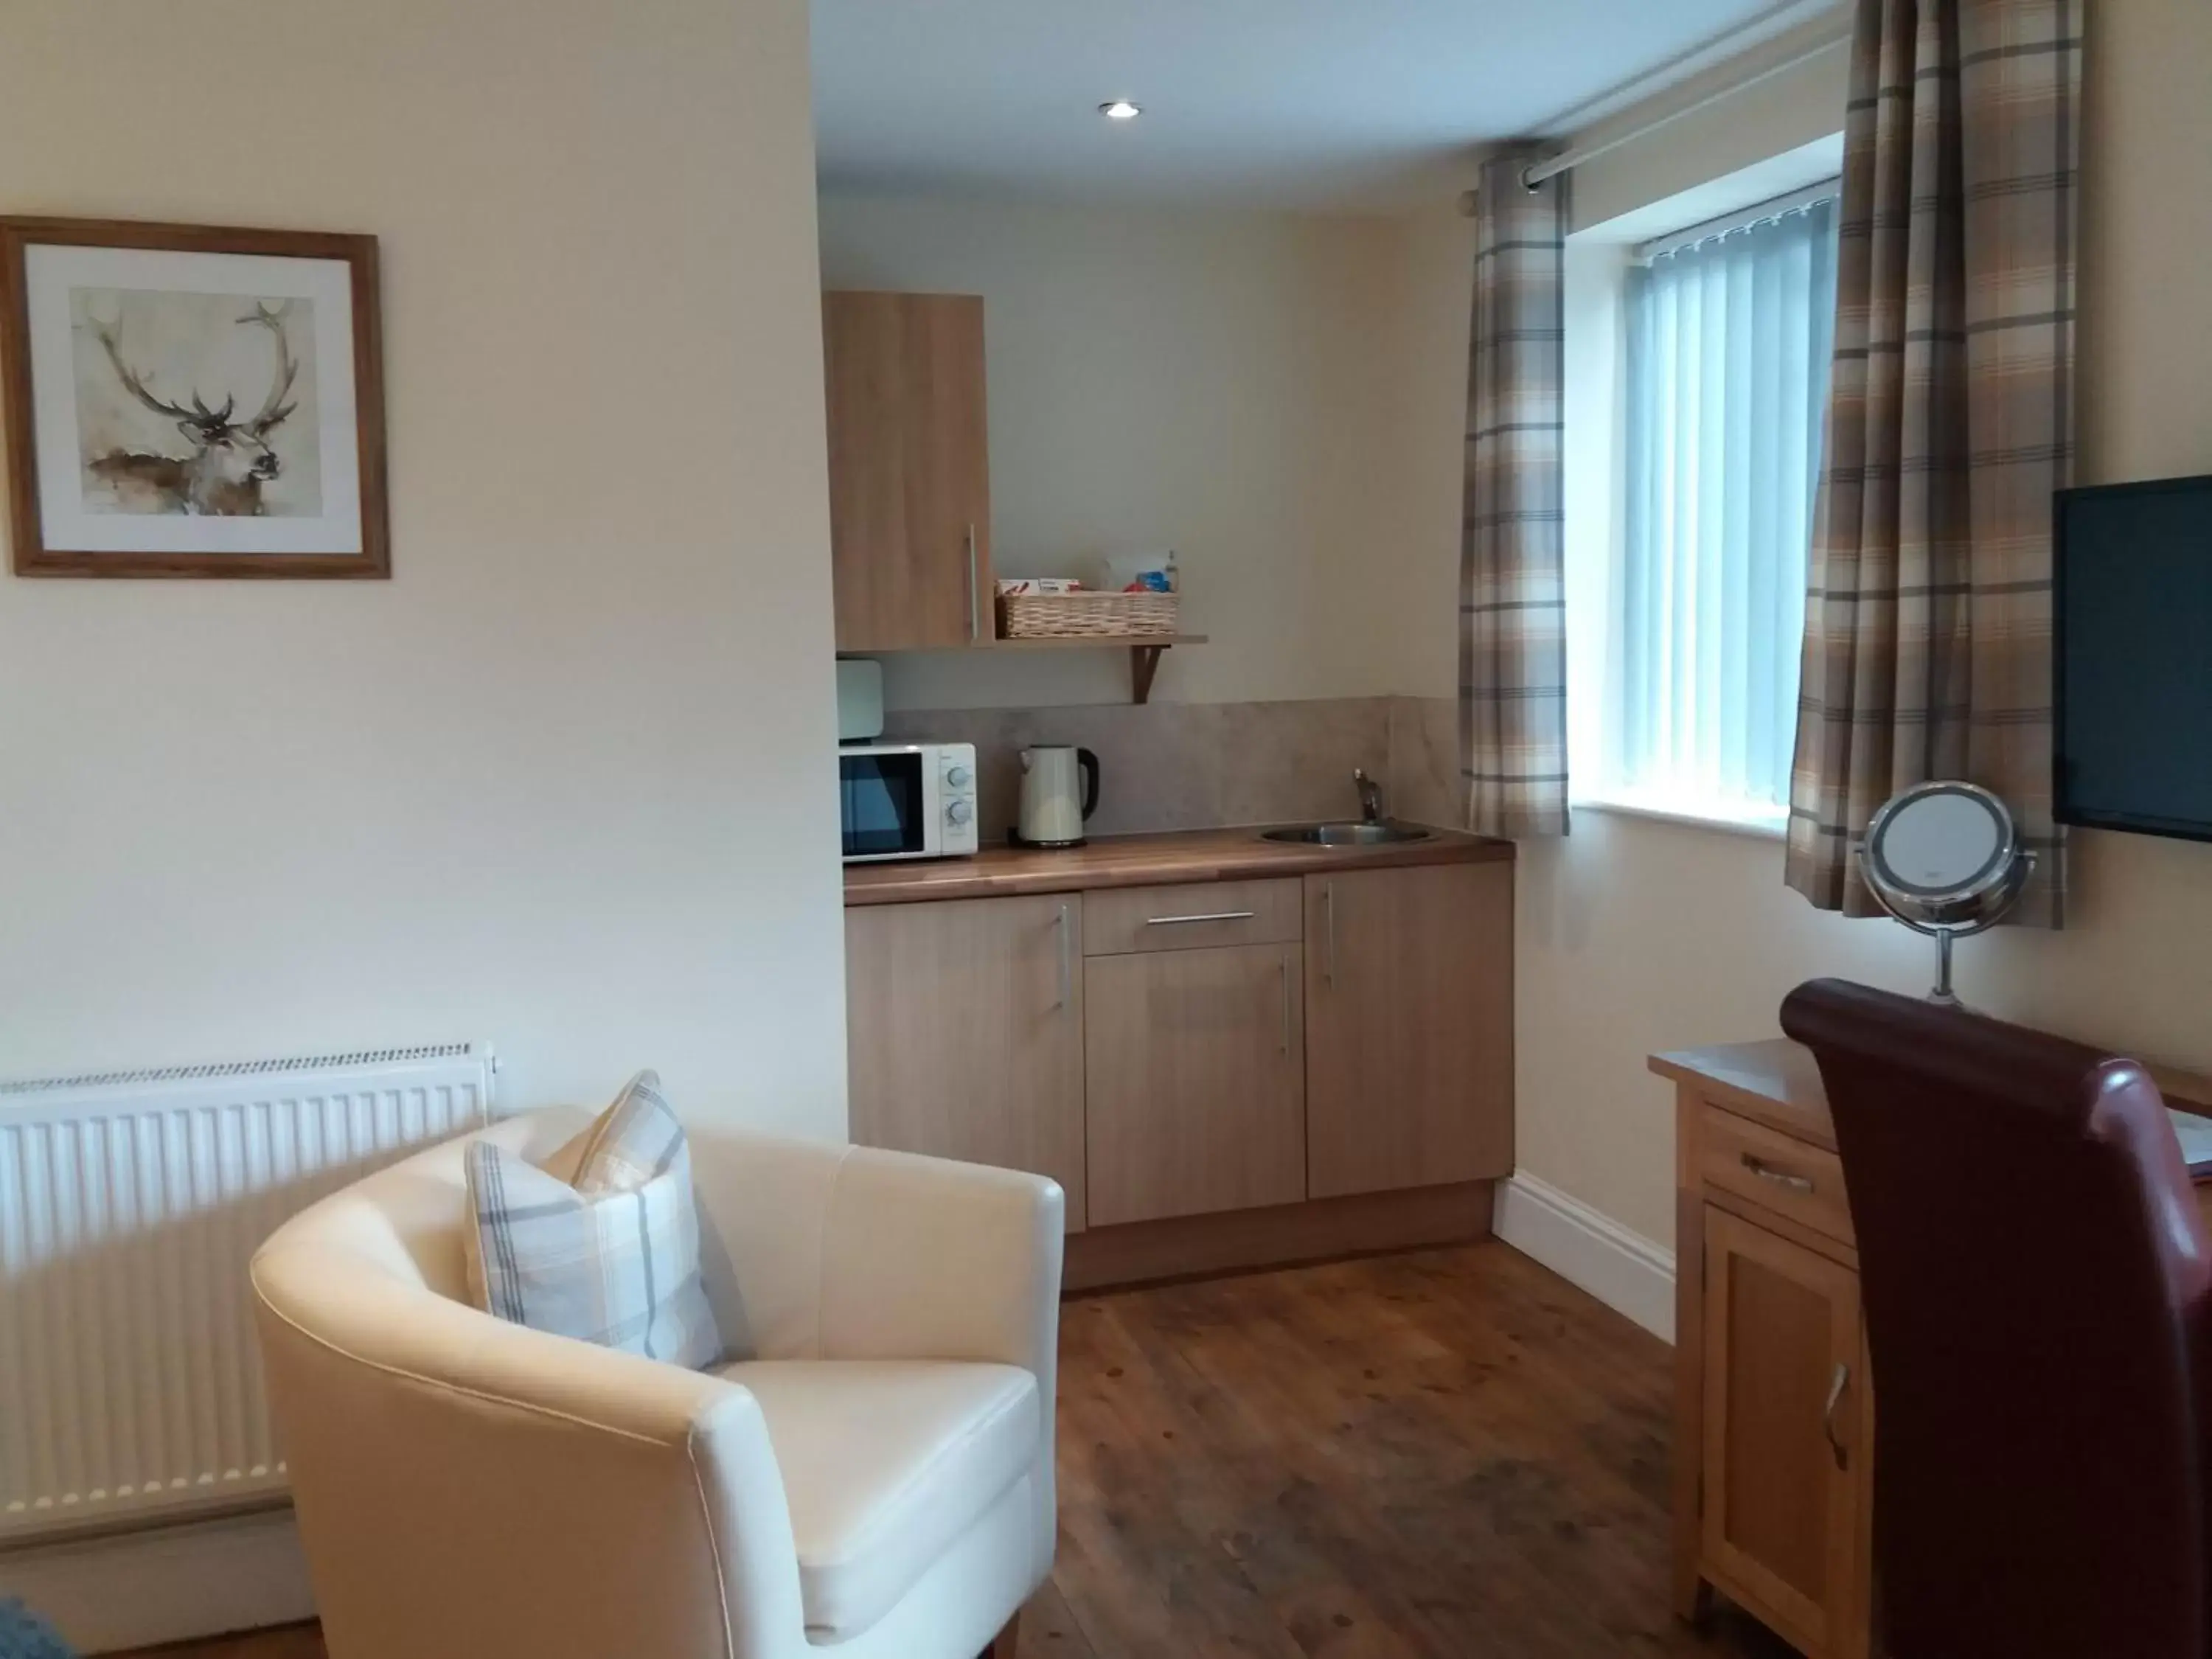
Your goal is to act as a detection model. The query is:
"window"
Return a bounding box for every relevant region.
[1606,190,1840,827]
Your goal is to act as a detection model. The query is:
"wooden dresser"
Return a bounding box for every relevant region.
[1652,1039,2212,1659]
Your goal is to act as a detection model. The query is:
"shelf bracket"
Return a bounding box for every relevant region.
[1130,644,1168,705]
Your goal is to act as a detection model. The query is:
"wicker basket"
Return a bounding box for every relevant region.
[998,589,1180,639]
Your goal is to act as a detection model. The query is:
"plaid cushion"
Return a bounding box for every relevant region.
[573,1068,690,1196]
[463,1070,724,1369]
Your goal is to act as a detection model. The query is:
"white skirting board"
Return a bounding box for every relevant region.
[0,1507,313,1655]
[1493,1172,1677,1343]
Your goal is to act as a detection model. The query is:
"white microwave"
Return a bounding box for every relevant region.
[839,742,980,863]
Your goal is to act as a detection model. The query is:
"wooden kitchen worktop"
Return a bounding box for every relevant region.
[843,824,1513,905]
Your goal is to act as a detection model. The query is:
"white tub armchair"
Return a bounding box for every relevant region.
[251,1110,1063,1659]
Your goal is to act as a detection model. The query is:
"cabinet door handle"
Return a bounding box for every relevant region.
[1055,903,1072,1010]
[1145,910,1256,927]
[1324,881,1337,987]
[966,524,981,642]
[1279,956,1291,1055]
[1741,1153,1814,1194]
[1823,1362,1850,1470]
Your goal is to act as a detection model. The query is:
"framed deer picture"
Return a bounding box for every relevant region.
[0,217,387,578]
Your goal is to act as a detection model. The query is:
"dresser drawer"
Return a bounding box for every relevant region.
[1700,1104,1854,1245]
[1083,879,1303,956]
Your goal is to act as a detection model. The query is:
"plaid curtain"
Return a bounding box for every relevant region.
[1785,0,2082,924]
[1461,151,1569,838]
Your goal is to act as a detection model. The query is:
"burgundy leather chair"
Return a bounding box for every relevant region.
[1779,978,2212,1659]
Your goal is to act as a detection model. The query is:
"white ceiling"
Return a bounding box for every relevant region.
[812,0,1828,210]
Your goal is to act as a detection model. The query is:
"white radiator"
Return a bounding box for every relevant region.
[0,1043,494,1543]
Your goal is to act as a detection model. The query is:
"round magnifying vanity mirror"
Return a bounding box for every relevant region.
[1860,781,2034,1006]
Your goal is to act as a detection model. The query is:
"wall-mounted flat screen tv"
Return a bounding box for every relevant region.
[2055,473,2212,841]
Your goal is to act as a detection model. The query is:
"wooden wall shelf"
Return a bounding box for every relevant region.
[988,634,1206,703]
[841,635,1208,704]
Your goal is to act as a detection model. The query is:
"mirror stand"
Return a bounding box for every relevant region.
[1893,913,2000,1009]
[1933,929,1960,1008]
[1860,781,2035,1009]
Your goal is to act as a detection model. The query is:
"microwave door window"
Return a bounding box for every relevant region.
[842,754,925,858]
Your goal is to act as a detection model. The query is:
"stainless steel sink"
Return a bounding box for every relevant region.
[1259,821,1434,847]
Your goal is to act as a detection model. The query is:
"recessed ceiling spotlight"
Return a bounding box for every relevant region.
[1099,100,1143,121]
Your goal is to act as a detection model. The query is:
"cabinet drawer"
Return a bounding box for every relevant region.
[1083,879,1301,957]
[1700,1105,1854,1245]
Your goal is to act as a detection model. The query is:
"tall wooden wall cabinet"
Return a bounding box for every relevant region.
[821,291,993,652]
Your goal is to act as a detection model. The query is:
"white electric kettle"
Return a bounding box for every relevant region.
[1016,745,1100,847]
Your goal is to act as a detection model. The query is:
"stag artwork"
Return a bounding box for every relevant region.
[76,296,315,518]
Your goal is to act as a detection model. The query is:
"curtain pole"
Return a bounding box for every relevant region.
[1456,24,1849,215]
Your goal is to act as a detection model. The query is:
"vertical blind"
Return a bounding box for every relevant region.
[1621,195,1840,812]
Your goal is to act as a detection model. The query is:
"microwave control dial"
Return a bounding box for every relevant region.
[947,799,974,826]
[945,764,973,789]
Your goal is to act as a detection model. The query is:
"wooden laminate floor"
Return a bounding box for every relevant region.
[120,1243,1790,1659]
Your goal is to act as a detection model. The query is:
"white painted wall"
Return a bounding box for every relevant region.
[0,0,849,1139]
[1388,206,1478,706]
[819,193,1458,709]
[1566,19,1854,235]
[1511,0,2212,1248]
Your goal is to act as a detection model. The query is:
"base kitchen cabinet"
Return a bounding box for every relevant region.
[1304,862,1514,1197]
[843,831,1519,1284]
[1085,941,1306,1226]
[844,892,1086,1229]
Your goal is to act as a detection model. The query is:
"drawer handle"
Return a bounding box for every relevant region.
[1823,1362,1851,1470]
[1740,1153,1814,1194]
[1144,910,1257,927]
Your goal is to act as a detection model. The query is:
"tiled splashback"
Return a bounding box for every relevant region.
[1386,696,1461,830]
[880,695,1464,842]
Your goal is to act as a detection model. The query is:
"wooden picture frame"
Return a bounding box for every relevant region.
[0,216,388,579]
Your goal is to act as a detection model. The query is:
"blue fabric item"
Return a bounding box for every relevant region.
[0,1601,74,1659]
